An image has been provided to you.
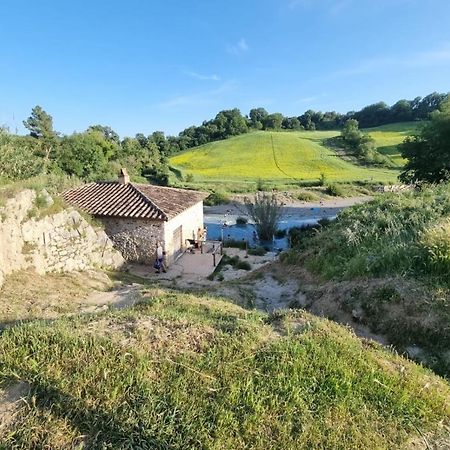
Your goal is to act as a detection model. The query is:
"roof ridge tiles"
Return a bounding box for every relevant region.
[130,183,168,221]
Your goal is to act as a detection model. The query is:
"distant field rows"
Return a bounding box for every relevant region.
[169,122,419,185]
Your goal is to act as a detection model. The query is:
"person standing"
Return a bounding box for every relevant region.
[155,242,167,273]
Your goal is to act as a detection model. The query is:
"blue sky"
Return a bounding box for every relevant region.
[1,0,450,137]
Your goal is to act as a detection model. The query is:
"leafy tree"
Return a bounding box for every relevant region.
[245,192,283,240]
[57,132,110,181]
[400,99,450,183]
[23,105,58,166]
[0,129,43,180]
[390,100,413,122]
[23,105,55,140]
[354,102,390,127]
[249,108,269,129]
[282,117,302,130]
[87,125,120,144]
[264,113,284,130]
[341,119,375,157]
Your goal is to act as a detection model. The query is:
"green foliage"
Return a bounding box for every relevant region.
[288,183,450,281]
[318,172,327,186]
[223,239,248,249]
[297,190,320,202]
[185,173,195,182]
[341,119,376,157]
[204,191,231,206]
[0,293,449,448]
[57,132,112,181]
[325,183,346,197]
[400,99,450,183]
[274,228,287,238]
[420,218,450,274]
[0,130,43,180]
[245,192,282,241]
[236,260,252,270]
[247,246,267,256]
[23,105,55,141]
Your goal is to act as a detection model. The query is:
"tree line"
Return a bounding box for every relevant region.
[168,91,448,153]
[0,107,170,184]
[0,91,447,184]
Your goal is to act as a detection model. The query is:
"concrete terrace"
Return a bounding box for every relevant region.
[130,241,223,282]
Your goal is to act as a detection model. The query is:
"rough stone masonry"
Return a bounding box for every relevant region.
[0,189,124,287]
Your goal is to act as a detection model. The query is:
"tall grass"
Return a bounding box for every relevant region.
[287,184,450,281]
[0,292,449,448]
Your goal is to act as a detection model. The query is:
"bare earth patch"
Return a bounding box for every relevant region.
[0,270,113,324]
[0,381,30,433]
[86,315,217,354]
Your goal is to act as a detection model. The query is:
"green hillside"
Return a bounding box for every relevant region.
[169,123,418,187]
[1,283,449,448]
[365,121,420,165]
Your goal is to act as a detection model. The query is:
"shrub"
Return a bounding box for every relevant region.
[223,239,247,250]
[236,260,252,270]
[236,216,248,225]
[274,229,287,238]
[256,178,266,191]
[318,172,327,186]
[287,183,450,281]
[247,246,267,256]
[185,173,195,182]
[325,183,346,197]
[204,191,231,206]
[297,190,320,202]
[420,219,450,274]
[245,192,282,241]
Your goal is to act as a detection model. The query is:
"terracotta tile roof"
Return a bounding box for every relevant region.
[63,182,208,220]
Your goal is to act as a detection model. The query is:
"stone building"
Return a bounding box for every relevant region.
[63,169,208,265]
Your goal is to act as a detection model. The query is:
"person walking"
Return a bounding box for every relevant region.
[155,242,167,273]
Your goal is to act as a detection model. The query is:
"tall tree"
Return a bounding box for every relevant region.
[23,105,55,140]
[23,105,58,168]
[400,99,450,183]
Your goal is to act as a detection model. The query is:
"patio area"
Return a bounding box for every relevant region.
[129,241,223,282]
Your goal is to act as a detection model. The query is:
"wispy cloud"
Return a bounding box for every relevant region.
[159,80,239,110]
[227,38,249,56]
[330,45,450,78]
[184,70,221,81]
[293,94,325,105]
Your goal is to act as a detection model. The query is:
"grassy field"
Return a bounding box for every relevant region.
[1,279,449,448]
[169,123,419,190]
[284,183,450,376]
[365,122,421,166]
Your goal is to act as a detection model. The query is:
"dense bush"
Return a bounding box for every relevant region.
[236,216,248,225]
[297,190,320,202]
[204,191,231,206]
[287,184,450,281]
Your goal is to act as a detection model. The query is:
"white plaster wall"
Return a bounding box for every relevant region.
[163,202,204,264]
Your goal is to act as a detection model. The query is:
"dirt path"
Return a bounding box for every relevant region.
[81,284,143,314]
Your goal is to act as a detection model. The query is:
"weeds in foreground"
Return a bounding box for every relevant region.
[0,293,449,448]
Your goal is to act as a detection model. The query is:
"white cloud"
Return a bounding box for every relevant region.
[184,70,221,81]
[227,38,249,56]
[293,95,324,104]
[159,81,239,110]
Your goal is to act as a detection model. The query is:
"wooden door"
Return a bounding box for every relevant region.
[173,225,183,256]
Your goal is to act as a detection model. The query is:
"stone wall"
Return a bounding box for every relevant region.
[0,190,124,287]
[100,217,164,264]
